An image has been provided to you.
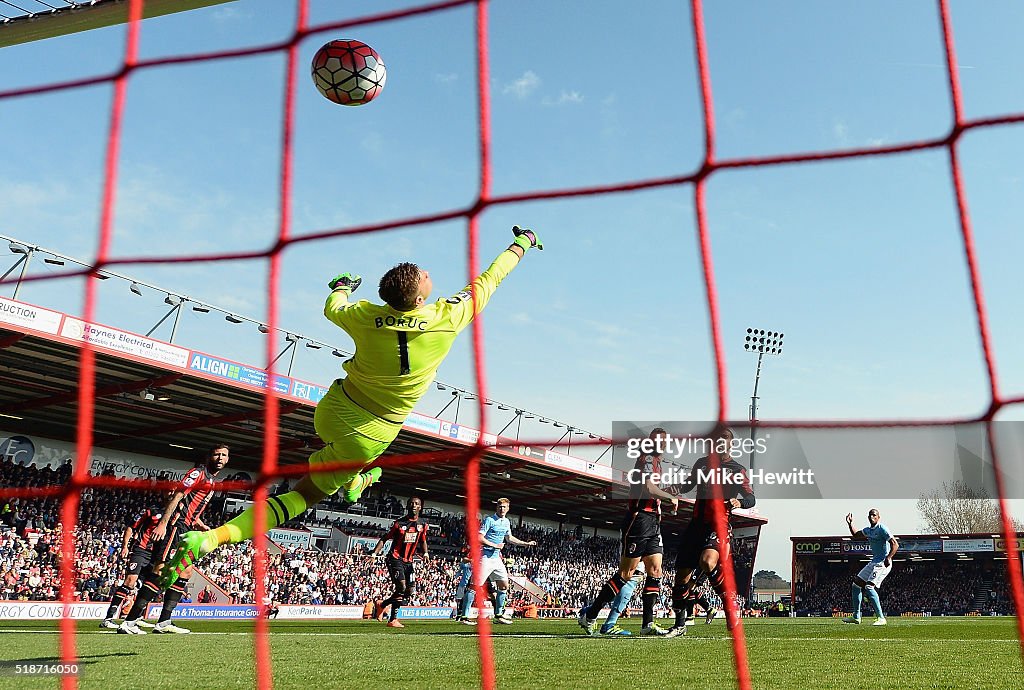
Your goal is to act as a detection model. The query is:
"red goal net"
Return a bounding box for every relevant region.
[0,2,1022,689]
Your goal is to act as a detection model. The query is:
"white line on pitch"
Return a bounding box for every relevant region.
[0,630,1020,643]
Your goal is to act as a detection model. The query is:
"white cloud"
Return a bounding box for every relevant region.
[584,359,628,375]
[360,131,386,158]
[295,201,353,233]
[725,107,747,128]
[3,180,55,207]
[730,210,779,234]
[212,7,251,21]
[833,119,850,146]
[833,120,887,148]
[579,319,627,338]
[208,292,255,313]
[502,71,540,99]
[392,236,415,260]
[434,73,458,84]
[542,90,583,106]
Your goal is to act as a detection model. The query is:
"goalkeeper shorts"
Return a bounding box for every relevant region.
[307,382,401,495]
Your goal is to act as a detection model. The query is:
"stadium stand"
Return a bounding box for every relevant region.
[0,459,660,614]
[795,558,1018,617]
[5,449,1019,627]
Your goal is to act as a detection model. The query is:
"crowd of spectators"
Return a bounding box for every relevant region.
[199,520,742,616]
[1,460,624,610]
[884,563,982,615]
[0,517,135,602]
[3,458,1021,619]
[202,543,466,607]
[190,520,653,611]
[987,566,1019,614]
[501,525,620,610]
[3,458,658,614]
[795,560,1017,616]
[223,491,467,551]
[0,460,227,604]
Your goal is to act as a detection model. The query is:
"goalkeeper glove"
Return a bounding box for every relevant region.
[511,225,543,251]
[328,273,362,293]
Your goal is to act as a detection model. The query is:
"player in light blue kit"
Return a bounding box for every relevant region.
[478,497,537,624]
[597,561,644,635]
[843,508,899,626]
[453,546,476,624]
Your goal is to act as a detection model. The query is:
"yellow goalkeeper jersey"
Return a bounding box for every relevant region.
[323,247,521,427]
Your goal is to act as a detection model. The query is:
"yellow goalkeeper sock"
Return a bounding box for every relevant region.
[209,491,308,549]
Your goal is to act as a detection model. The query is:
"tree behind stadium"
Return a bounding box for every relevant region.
[917,481,1024,534]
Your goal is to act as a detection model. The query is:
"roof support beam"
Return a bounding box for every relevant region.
[0,373,182,414]
[100,401,301,443]
[483,473,577,492]
[0,332,27,348]
[537,485,608,502]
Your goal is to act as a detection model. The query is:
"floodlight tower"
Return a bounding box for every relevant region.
[743,328,784,470]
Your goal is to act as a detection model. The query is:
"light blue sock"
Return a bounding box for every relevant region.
[851,583,863,619]
[495,590,507,616]
[461,589,475,617]
[864,586,884,618]
[603,578,637,628]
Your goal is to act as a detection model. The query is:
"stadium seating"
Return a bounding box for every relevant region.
[2,461,1015,617]
[795,560,1016,616]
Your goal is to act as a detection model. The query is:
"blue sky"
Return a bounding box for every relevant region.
[1,0,1023,576]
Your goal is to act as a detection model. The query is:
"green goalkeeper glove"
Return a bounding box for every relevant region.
[511,225,543,251]
[328,273,362,293]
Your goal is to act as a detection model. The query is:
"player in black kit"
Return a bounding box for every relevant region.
[666,425,755,637]
[372,495,430,628]
[119,444,229,635]
[101,498,164,629]
[579,427,678,636]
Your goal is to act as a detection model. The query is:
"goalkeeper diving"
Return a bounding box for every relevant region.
[161,226,543,586]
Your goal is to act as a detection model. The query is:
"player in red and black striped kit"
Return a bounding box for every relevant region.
[665,425,755,637]
[118,444,229,635]
[101,500,164,629]
[371,495,430,628]
[579,428,679,636]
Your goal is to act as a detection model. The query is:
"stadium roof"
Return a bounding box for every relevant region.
[792,533,1024,559]
[0,0,235,48]
[0,301,766,529]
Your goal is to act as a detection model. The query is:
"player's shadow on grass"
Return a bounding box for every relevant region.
[425,631,584,639]
[5,652,137,665]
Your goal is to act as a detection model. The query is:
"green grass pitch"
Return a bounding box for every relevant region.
[0,617,1021,689]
